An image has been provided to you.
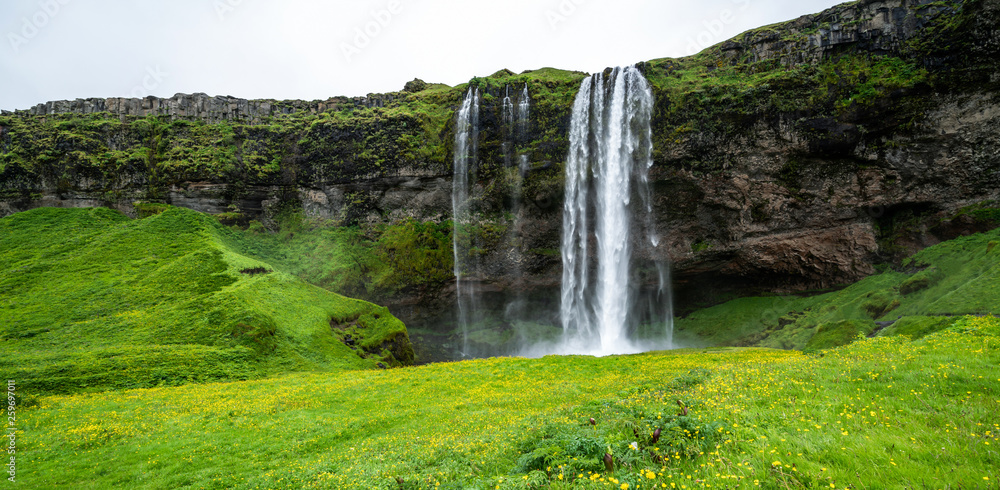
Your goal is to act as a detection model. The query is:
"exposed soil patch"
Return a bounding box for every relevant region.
[240,267,272,276]
[330,315,361,331]
[869,318,900,338]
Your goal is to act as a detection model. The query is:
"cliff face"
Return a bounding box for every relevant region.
[1,0,998,316]
[14,92,402,123]
[643,0,1000,300]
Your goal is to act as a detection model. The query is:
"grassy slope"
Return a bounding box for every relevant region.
[216,212,455,302]
[0,207,411,394]
[675,227,1000,350]
[15,316,999,488]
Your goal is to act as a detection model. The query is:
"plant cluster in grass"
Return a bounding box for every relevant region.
[0,206,412,395]
[14,317,999,488]
[674,225,1000,351]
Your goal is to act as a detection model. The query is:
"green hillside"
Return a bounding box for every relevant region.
[0,206,413,395]
[674,225,1000,350]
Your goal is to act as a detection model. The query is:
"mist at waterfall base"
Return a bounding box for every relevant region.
[447,67,675,361]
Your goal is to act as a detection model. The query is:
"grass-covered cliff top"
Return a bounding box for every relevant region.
[0,206,413,395]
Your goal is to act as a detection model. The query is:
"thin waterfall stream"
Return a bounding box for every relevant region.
[452,87,480,356]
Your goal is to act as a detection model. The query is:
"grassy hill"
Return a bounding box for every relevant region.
[0,206,413,395]
[14,316,999,488]
[674,225,1000,350]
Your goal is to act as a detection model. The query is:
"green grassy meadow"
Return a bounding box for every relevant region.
[3,206,1000,488]
[12,316,999,489]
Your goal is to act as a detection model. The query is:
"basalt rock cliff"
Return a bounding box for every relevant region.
[2,0,999,322]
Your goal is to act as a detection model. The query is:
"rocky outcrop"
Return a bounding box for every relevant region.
[8,92,402,124]
[720,0,964,66]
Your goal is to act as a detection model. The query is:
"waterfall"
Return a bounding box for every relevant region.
[504,84,533,333]
[558,66,672,355]
[453,87,480,356]
[502,86,515,168]
[517,84,530,174]
[502,86,515,127]
[517,84,530,140]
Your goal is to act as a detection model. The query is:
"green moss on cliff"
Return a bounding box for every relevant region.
[643,48,933,172]
[0,67,589,216]
[220,211,516,304]
[639,0,987,174]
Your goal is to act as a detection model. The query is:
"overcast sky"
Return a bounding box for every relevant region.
[1,0,842,111]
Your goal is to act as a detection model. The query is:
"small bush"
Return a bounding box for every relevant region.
[879,316,954,339]
[861,293,901,318]
[133,202,170,218]
[805,320,875,351]
[900,267,942,295]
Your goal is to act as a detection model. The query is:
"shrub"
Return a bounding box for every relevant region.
[899,267,943,295]
[805,320,875,351]
[878,316,954,339]
[861,292,901,318]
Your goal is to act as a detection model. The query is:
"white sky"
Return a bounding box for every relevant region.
[1,0,842,111]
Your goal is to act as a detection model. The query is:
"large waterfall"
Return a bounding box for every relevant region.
[449,74,670,360]
[558,66,672,356]
[452,88,480,356]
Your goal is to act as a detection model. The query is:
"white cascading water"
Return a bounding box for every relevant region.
[517,84,530,173]
[502,86,516,168]
[558,66,671,356]
[453,87,480,356]
[502,85,515,126]
[504,84,532,331]
[517,84,530,138]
